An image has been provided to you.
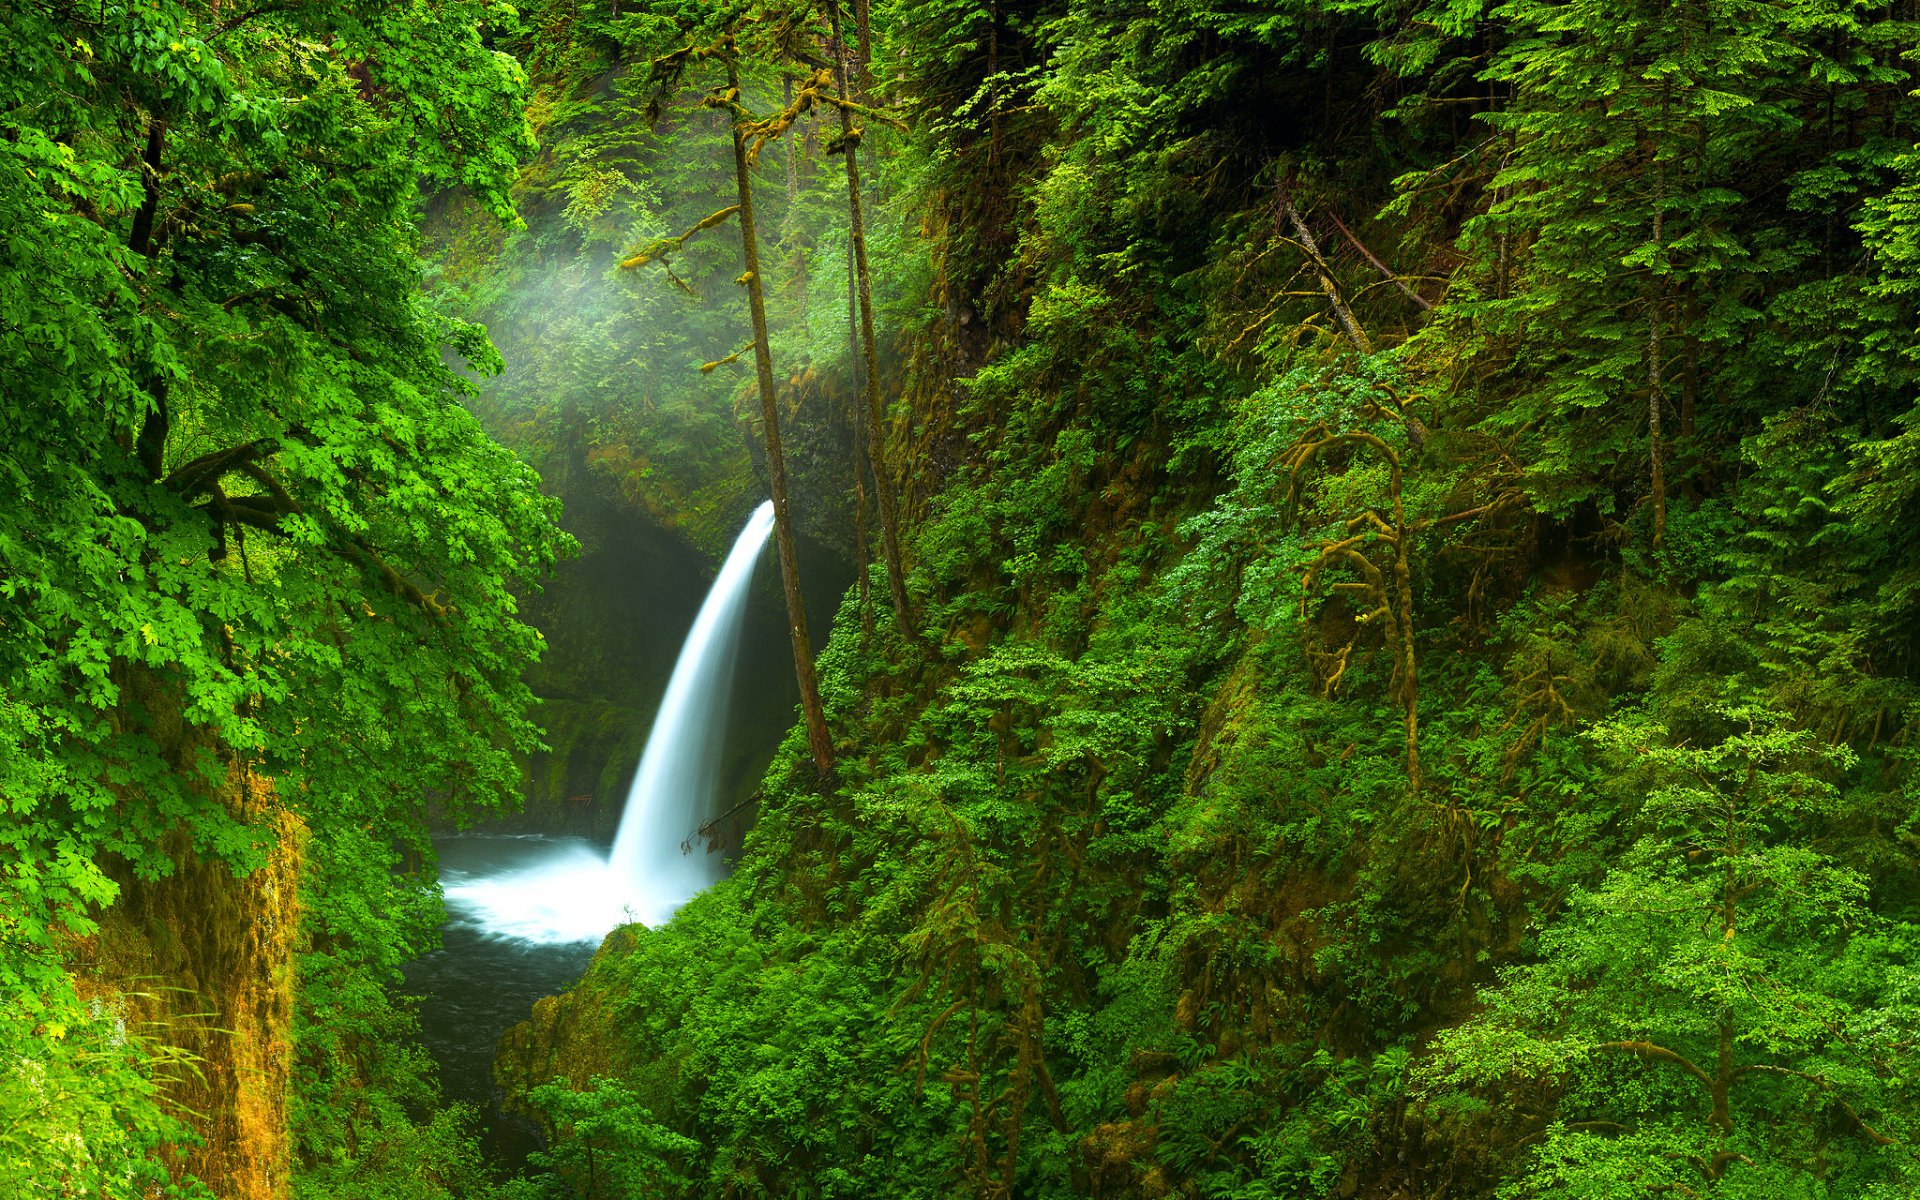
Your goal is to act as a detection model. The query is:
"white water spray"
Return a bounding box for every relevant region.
[441,501,775,942]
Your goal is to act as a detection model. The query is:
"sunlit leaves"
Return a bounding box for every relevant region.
[0,0,567,1191]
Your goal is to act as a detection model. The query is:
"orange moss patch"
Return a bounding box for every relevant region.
[71,763,304,1200]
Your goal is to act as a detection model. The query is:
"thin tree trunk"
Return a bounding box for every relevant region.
[1386,448,1418,791]
[1280,188,1372,354]
[849,236,874,644]
[1681,326,1698,443]
[1649,162,1668,551]
[783,76,799,204]
[854,0,874,97]
[829,0,912,632]
[783,74,805,325]
[728,55,833,774]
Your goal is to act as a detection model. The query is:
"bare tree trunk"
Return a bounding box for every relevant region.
[728,56,833,774]
[849,236,874,644]
[1649,162,1668,551]
[783,76,799,205]
[854,0,874,97]
[783,74,805,325]
[829,0,912,633]
[1390,466,1419,793]
[1279,187,1372,354]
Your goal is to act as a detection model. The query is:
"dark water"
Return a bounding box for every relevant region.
[401,526,855,1171]
[405,835,604,1169]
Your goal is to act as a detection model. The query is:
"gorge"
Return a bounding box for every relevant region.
[6,1,1920,1198]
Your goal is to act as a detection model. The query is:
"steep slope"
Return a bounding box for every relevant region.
[486,2,1920,1198]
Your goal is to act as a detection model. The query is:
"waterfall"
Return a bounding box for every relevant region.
[439,501,774,942]
[607,499,774,919]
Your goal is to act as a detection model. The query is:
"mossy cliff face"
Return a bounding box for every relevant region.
[500,424,852,841]
[71,766,303,1200]
[507,439,708,839]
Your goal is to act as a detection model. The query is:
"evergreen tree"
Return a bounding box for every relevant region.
[1414,0,1904,541]
[1429,712,1917,1197]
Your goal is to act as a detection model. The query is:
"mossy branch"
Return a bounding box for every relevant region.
[817,90,907,130]
[642,36,734,125]
[736,67,906,164]
[1594,1040,1716,1093]
[699,343,753,373]
[743,68,834,165]
[619,205,741,270]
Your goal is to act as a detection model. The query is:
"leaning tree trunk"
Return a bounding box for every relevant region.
[727,56,834,774]
[828,0,912,634]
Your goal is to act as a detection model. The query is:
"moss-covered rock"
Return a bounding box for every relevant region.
[493,926,641,1122]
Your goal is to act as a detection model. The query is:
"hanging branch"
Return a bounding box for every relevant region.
[1496,650,1576,777]
[619,204,742,270]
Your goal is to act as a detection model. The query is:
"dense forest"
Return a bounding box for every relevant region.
[7,0,1920,1197]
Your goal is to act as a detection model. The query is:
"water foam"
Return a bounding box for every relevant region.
[438,502,776,943]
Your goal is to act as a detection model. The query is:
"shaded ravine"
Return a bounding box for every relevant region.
[404,509,850,1170]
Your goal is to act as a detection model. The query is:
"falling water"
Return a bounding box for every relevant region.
[440,501,775,942]
[606,499,775,916]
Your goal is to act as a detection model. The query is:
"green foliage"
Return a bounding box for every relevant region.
[292,827,507,1200]
[523,1078,701,1198]
[294,1097,500,1200]
[497,0,1920,1195]
[1427,710,1920,1195]
[0,0,566,1189]
[1399,0,1920,524]
[0,983,206,1199]
[14,0,1920,1194]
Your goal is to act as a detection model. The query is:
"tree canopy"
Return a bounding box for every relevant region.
[0,1,565,1191]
